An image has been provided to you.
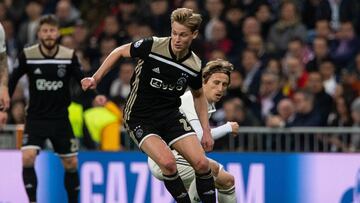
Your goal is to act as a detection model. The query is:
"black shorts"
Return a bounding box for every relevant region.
[22,118,78,157]
[125,111,195,147]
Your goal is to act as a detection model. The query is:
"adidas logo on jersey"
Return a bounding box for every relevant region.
[203,190,215,195]
[152,67,160,74]
[34,68,42,75]
[176,192,188,199]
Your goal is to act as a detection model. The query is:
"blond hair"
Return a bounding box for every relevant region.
[171,8,202,32]
[203,59,234,84]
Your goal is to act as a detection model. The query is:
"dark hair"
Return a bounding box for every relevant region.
[38,14,59,29]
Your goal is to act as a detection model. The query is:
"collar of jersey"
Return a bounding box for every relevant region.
[168,38,192,63]
[39,44,59,59]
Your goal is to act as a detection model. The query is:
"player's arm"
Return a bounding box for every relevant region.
[0,52,9,110]
[81,43,131,91]
[8,52,26,98]
[0,22,9,111]
[189,120,234,140]
[191,88,214,151]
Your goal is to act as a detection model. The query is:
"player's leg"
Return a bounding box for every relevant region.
[148,152,195,190]
[172,136,216,203]
[60,155,79,203]
[188,159,236,203]
[52,119,79,203]
[22,148,38,203]
[142,136,191,202]
[21,121,46,203]
[209,159,236,203]
[126,121,191,202]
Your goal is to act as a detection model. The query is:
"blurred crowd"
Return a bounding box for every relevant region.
[3,0,360,151]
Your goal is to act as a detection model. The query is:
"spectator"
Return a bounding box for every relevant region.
[350,97,360,151]
[204,19,233,60]
[255,3,274,40]
[319,60,338,96]
[109,60,135,99]
[306,37,331,72]
[267,1,307,54]
[282,56,308,96]
[288,90,322,127]
[241,49,263,97]
[306,72,334,125]
[17,0,43,49]
[330,21,359,69]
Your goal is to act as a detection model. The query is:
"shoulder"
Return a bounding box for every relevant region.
[56,45,75,59]
[182,51,202,73]
[23,44,42,58]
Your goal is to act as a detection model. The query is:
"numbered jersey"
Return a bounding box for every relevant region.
[125,37,203,120]
[9,44,84,119]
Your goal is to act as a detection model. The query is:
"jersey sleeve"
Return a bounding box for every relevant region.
[188,66,202,90]
[0,23,6,53]
[9,52,26,97]
[70,52,83,83]
[70,52,97,98]
[179,91,198,121]
[130,37,153,59]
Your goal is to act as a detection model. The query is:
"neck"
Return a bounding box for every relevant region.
[173,49,188,60]
[40,44,58,57]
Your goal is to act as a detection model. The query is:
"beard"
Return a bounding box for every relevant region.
[40,38,57,50]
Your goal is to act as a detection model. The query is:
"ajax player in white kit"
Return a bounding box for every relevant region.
[148,59,239,202]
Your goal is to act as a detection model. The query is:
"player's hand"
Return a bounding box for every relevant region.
[81,77,97,91]
[201,130,214,152]
[0,111,8,129]
[93,95,107,107]
[229,122,239,137]
[0,86,10,111]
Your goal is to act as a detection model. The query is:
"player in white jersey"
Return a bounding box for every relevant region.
[148,59,239,202]
[0,22,9,127]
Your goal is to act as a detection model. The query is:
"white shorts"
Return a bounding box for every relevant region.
[147,150,223,189]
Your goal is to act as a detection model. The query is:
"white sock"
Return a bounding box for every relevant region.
[188,179,201,203]
[218,185,236,203]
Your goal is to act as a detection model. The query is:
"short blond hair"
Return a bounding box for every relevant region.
[171,8,202,32]
[203,59,234,84]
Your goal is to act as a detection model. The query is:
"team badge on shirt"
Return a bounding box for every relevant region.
[57,67,66,78]
[134,125,144,138]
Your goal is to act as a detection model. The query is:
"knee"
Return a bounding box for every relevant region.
[193,157,209,173]
[224,175,235,188]
[217,174,235,189]
[62,157,78,171]
[158,157,177,174]
[22,151,37,167]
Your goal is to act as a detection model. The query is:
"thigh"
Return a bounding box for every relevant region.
[162,111,196,146]
[49,119,78,157]
[172,135,206,168]
[21,120,47,151]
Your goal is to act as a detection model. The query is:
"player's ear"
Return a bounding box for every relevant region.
[192,30,198,39]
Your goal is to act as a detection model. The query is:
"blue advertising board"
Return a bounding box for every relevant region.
[0,151,359,203]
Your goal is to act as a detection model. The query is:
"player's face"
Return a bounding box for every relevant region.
[37,23,59,50]
[171,22,198,54]
[203,72,229,103]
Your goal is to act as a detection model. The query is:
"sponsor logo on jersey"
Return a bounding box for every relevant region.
[134,39,144,48]
[150,77,186,91]
[152,67,160,74]
[36,79,63,91]
[34,68,42,75]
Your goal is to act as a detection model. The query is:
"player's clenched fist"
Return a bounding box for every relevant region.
[81,77,97,91]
